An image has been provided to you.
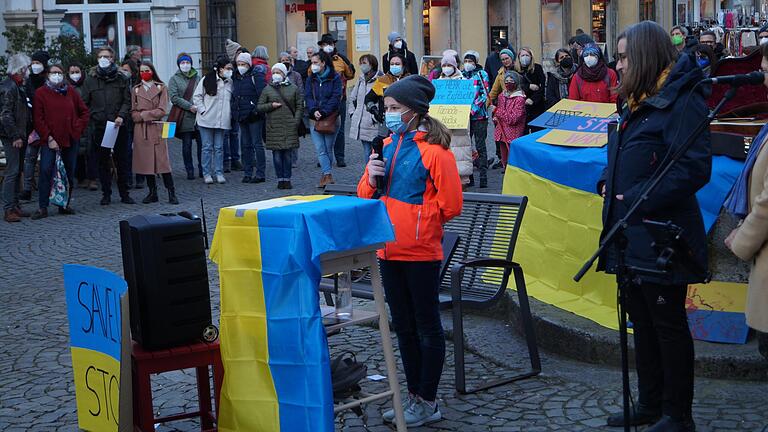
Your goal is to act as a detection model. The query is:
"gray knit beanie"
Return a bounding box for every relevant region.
[383,75,435,115]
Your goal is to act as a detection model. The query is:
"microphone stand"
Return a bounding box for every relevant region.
[573,84,738,432]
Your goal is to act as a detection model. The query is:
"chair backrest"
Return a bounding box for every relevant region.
[442,193,528,304]
[323,184,358,196]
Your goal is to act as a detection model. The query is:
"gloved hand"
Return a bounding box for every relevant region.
[367,153,386,188]
[525,98,534,106]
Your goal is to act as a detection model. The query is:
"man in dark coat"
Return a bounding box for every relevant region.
[0,54,32,222]
[485,38,515,85]
[19,50,50,202]
[381,32,419,76]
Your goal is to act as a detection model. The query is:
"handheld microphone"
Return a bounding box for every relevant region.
[371,137,385,195]
[702,71,765,86]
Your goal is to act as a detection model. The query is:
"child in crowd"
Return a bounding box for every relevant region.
[492,71,527,168]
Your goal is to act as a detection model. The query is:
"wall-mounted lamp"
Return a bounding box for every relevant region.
[168,15,181,35]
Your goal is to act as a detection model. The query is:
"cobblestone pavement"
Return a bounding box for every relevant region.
[1,131,766,431]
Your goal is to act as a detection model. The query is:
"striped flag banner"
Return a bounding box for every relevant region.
[159,122,176,139]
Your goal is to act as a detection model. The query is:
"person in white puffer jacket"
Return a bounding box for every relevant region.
[192,56,233,184]
[348,54,382,166]
[437,52,474,188]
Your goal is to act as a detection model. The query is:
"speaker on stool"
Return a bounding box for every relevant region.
[120,213,212,350]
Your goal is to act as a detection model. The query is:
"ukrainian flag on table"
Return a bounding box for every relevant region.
[210,195,394,431]
[501,130,747,342]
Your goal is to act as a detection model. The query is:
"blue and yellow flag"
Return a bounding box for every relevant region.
[160,122,176,139]
[210,195,394,431]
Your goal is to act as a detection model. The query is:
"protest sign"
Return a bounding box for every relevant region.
[430,104,473,129]
[64,265,129,432]
[430,79,474,130]
[529,99,617,129]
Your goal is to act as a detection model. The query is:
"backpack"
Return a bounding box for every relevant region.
[330,352,367,399]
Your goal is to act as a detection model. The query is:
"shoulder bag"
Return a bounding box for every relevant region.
[311,81,339,134]
[167,76,197,125]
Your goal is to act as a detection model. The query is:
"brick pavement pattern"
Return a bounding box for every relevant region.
[1,132,766,431]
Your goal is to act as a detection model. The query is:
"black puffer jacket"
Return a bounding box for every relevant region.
[597,53,712,286]
[80,66,131,130]
[0,79,30,141]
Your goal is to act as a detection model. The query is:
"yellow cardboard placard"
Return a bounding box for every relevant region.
[546,98,617,118]
[536,129,608,148]
[430,104,471,130]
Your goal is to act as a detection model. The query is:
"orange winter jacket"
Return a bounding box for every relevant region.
[358,130,463,261]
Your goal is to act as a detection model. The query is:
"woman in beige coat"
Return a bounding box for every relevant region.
[131,62,177,204]
[725,45,768,333]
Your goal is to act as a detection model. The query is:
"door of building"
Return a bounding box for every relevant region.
[323,12,351,57]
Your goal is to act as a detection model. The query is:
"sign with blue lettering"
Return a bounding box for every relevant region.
[431,79,475,105]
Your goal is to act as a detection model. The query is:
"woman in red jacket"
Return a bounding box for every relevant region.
[569,43,618,103]
[32,63,90,219]
[358,75,463,427]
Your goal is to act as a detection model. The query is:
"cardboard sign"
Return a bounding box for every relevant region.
[555,116,613,133]
[430,104,472,129]
[64,265,128,432]
[431,79,476,105]
[536,129,608,147]
[529,99,617,129]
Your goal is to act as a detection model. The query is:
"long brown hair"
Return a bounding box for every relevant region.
[618,21,677,101]
[418,114,452,149]
[139,61,164,84]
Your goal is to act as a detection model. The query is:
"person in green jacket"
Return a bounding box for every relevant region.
[257,63,304,190]
[168,53,202,180]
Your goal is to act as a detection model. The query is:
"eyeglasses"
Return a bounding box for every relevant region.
[701,40,715,46]
[616,53,627,61]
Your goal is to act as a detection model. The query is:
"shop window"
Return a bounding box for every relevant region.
[60,13,84,39]
[56,0,84,4]
[90,12,119,56]
[591,0,606,43]
[640,0,655,21]
[125,11,152,62]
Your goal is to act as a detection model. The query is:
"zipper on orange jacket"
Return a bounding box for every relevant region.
[383,133,405,260]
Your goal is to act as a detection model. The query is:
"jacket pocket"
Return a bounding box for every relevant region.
[416,208,422,240]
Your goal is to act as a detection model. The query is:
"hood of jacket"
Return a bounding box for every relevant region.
[641,53,707,111]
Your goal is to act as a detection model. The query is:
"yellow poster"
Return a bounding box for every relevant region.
[546,98,617,118]
[536,129,608,147]
[430,104,471,129]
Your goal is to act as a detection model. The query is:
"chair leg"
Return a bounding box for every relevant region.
[451,265,467,394]
[513,266,542,373]
[196,365,214,430]
[214,349,224,418]
[323,291,335,306]
[135,362,155,432]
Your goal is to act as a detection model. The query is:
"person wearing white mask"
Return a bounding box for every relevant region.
[169,52,203,180]
[19,50,50,203]
[317,33,355,167]
[568,43,618,103]
[232,50,268,183]
[437,53,474,189]
[67,62,97,190]
[257,63,304,190]
[382,31,419,75]
[759,24,768,46]
[462,50,491,188]
[517,47,547,132]
[193,56,234,185]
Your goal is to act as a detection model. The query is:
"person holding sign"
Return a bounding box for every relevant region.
[569,43,618,104]
[358,75,462,427]
[463,50,491,188]
[437,54,473,188]
[492,71,527,168]
[131,62,177,205]
[364,53,411,141]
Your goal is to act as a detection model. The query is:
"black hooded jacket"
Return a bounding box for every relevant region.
[382,40,419,76]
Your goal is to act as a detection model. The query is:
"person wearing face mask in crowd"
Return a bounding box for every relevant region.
[671,25,690,54]
[569,43,618,103]
[317,33,355,168]
[130,62,177,205]
[365,53,411,143]
[438,54,474,189]
[348,54,381,165]
[168,52,203,180]
[280,50,306,168]
[257,63,304,190]
[546,49,575,108]
[694,43,716,78]
[488,47,518,168]
[18,50,50,203]
[1,54,33,223]
[233,49,268,184]
[463,50,491,188]
[570,33,595,67]
[81,46,135,205]
[67,62,97,191]
[118,59,142,190]
[29,51,50,91]
[193,56,234,185]
[758,24,768,46]
[305,50,343,187]
[358,75,462,428]
[279,51,303,88]
[517,47,547,132]
[485,39,515,86]
[492,71,527,170]
[382,32,419,76]
[224,46,249,174]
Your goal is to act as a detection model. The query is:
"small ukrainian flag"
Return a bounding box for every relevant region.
[160,122,176,139]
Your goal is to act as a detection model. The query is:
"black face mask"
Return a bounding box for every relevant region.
[560,57,573,69]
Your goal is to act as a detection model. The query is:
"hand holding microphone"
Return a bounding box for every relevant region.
[368,137,386,194]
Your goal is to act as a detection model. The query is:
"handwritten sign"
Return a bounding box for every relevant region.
[536,129,608,147]
[430,104,472,129]
[556,116,613,133]
[64,265,128,432]
[530,99,617,129]
[431,79,475,105]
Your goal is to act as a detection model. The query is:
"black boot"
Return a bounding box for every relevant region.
[162,173,178,204]
[606,404,662,427]
[168,188,179,205]
[645,416,695,432]
[142,175,158,204]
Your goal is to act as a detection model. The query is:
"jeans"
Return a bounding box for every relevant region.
[23,144,40,192]
[361,140,373,167]
[223,122,240,164]
[333,99,347,163]
[272,150,293,180]
[199,126,225,177]
[470,119,488,184]
[310,122,339,175]
[1,139,22,211]
[95,126,131,198]
[239,120,266,179]
[380,260,445,402]
[628,281,694,420]
[180,130,203,176]
[38,141,78,209]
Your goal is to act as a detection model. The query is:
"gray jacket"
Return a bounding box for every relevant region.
[168,70,200,134]
[0,78,29,141]
[192,75,232,130]
[347,74,379,142]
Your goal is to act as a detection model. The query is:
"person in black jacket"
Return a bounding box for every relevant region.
[381,32,419,76]
[517,47,546,131]
[0,54,32,222]
[545,48,574,108]
[19,50,49,202]
[81,46,135,205]
[598,21,710,432]
[232,50,267,183]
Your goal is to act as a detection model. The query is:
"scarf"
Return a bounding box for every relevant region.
[183,68,198,79]
[577,61,608,82]
[550,67,574,99]
[96,63,119,81]
[46,79,68,95]
[318,65,332,81]
[724,123,768,218]
[627,65,672,112]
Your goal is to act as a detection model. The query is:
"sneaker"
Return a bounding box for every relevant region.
[216,174,227,184]
[204,175,214,184]
[401,398,441,427]
[31,208,48,220]
[383,393,416,423]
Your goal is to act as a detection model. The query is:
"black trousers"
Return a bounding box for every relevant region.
[94,126,131,199]
[627,281,694,420]
[380,260,445,402]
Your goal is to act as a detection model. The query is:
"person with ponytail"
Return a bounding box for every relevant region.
[357,75,462,428]
[193,55,234,184]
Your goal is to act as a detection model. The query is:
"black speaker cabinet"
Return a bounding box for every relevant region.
[119,213,212,350]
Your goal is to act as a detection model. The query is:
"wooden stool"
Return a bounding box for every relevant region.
[131,340,223,432]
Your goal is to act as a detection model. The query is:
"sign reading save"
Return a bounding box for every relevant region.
[430,79,475,130]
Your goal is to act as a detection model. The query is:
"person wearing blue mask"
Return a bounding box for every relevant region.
[693,43,716,78]
[364,53,411,143]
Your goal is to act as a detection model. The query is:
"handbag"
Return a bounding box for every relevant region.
[167,76,197,129]
[311,81,339,134]
[273,85,309,137]
[49,150,69,208]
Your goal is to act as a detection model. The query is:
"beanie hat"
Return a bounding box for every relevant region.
[271,62,288,76]
[388,31,402,44]
[582,43,601,58]
[177,52,193,66]
[384,75,435,115]
[504,70,521,83]
[236,52,252,65]
[573,33,595,47]
[252,45,269,60]
[463,50,480,63]
[31,50,50,65]
[440,53,458,68]
[225,39,241,61]
[500,48,515,61]
[318,33,337,45]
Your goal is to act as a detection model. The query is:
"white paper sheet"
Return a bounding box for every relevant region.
[101,121,119,149]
